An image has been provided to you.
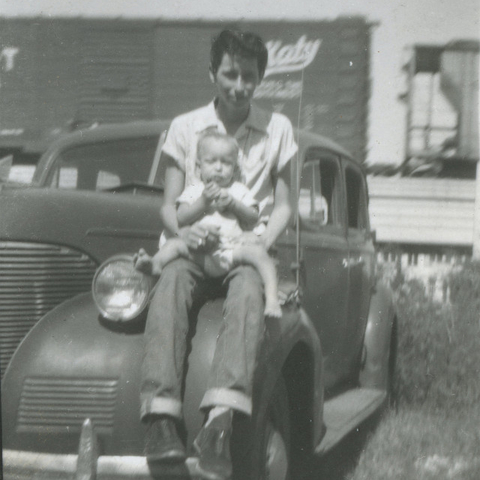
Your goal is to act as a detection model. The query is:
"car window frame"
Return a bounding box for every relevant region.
[298,148,346,237]
[40,135,160,192]
[342,159,371,239]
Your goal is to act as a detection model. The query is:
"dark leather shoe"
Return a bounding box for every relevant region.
[144,416,186,464]
[192,417,232,480]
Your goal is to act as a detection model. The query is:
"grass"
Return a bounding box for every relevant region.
[349,262,480,480]
[350,409,480,479]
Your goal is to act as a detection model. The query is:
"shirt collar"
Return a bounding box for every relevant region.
[194,99,269,136]
[193,100,222,133]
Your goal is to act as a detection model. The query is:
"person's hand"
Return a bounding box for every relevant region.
[215,189,234,212]
[179,223,220,251]
[202,181,221,204]
[203,224,221,251]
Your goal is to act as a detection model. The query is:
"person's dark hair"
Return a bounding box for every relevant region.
[210,29,269,80]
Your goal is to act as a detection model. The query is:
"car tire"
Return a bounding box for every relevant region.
[262,376,291,480]
[233,376,291,480]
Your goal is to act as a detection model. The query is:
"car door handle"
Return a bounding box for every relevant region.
[342,258,349,268]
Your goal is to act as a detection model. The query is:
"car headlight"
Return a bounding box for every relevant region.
[92,255,153,322]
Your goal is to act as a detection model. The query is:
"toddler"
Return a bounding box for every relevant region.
[136,131,282,317]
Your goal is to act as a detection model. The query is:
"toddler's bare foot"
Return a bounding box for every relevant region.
[264,299,282,318]
[134,249,156,275]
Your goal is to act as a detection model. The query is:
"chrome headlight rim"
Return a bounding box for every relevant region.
[92,254,153,323]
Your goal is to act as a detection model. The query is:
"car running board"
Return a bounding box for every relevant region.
[315,387,387,455]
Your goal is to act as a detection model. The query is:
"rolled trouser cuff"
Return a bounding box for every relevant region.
[140,396,183,421]
[200,388,252,416]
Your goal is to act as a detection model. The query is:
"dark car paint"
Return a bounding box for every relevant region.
[0,184,163,264]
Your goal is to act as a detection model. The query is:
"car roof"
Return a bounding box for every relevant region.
[295,128,355,162]
[44,120,172,151]
[38,118,358,180]
[52,119,354,157]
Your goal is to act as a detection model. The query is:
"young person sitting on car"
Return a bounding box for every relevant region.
[136,131,282,317]
[139,28,297,480]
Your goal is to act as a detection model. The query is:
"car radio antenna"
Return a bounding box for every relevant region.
[294,65,306,289]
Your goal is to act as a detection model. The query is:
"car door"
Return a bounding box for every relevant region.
[298,150,350,391]
[343,161,375,375]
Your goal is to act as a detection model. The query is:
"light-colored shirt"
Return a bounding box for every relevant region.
[162,100,298,226]
[176,181,258,244]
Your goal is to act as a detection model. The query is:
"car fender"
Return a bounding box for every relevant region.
[252,306,324,452]
[359,279,397,390]
[2,293,148,455]
[2,292,229,455]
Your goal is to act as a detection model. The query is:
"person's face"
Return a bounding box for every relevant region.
[198,137,237,187]
[210,53,261,111]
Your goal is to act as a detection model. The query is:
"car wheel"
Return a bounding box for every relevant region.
[259,376,291,480]
[233,376,291,480]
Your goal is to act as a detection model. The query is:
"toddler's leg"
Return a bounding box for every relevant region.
[135,239,190,276]
[231,245,282,318]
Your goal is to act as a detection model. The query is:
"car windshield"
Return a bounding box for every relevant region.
[44,136,159,191]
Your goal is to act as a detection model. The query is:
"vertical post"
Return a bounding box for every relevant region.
[425,73,435,151]
[473,161,480,258]
[403,47,416,164]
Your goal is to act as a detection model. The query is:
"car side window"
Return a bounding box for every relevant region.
[299,152,343,231]
[345,165,369,231]
[56,167,78,189]
[47,136,158,191]
[52,166,121,190]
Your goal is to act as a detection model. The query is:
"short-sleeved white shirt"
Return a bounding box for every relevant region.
[162,100,298,226]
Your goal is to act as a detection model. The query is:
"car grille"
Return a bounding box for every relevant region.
[17,376,118,434]
[0,241,98,377]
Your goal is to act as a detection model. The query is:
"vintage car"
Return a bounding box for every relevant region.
[2,120,397,480]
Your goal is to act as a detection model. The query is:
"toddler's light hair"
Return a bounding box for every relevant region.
[196,130,239,162]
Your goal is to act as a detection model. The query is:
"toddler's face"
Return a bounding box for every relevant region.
[198,137,237,188]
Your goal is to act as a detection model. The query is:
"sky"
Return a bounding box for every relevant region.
[1,0,478,164]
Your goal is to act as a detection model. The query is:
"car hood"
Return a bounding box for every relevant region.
[0,186,163,264]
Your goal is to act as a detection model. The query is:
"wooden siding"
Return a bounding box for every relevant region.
[368,177,476,246]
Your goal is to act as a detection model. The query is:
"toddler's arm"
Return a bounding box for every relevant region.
[216,190,259,228]
[177,181,221,226]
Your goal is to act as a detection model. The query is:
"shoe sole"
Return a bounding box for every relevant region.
[191,440,232,480]
[146,449,187,464]
[189,456,231,480]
